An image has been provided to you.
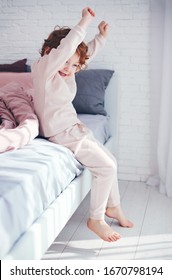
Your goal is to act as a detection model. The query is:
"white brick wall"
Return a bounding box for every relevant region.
[0,0,152,182]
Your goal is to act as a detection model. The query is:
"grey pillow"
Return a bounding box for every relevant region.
[73,69,114,115]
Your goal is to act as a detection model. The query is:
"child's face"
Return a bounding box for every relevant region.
[59,53,81,78]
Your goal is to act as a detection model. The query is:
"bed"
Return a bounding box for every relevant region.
[0,67,118,260]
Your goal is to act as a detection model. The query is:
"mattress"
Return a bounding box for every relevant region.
[0,114,110,258]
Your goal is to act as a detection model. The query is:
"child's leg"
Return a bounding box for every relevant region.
[89,138,133,228]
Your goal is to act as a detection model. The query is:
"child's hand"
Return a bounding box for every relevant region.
[82,7,95,19]
[98,21,109,38]
[78,7,95,29]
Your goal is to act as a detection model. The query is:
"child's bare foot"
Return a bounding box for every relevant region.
[87,218,121,242]
[105,206,133,228]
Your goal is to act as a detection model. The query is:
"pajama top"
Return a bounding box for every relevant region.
[31,24,106,137]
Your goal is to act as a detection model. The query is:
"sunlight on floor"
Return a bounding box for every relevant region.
[99,234,172,260]
[43,234,172,260]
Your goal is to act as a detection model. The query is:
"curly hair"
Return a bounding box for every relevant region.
[40,26,89,68]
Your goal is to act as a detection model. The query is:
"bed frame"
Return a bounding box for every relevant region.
[3,74,118,260]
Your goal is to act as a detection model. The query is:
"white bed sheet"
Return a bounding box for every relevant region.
[0,140,83,258]
[0,114,110,258]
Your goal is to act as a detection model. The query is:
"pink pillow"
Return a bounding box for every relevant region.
[0,72,33,90]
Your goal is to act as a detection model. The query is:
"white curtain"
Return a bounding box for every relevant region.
[149,0,172,197]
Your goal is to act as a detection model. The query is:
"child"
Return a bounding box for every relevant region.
[32,7,133,242]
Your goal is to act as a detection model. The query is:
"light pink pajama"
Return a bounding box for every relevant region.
[32,24,120,221]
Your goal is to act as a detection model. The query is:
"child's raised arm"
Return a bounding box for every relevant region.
[86,20,109,64]
[78,7,95,30]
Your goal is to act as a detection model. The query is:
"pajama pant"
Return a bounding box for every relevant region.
[49,123,120,220]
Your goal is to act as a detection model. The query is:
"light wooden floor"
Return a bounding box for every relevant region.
[42,180,172,260]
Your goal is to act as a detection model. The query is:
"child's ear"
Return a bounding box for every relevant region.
[44,46,51,55]
[76,64,84,73]
[75,68,81,73]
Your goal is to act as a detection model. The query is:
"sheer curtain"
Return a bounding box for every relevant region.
[149,0,172,197]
